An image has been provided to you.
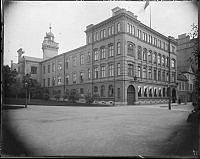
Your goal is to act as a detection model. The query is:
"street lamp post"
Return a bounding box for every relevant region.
[25,82,28,108]
[24,73,31,108]
[168,37,171,110]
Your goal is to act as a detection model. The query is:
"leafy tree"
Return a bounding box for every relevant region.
[30,79,43,99]
[2,65,18,98]
[189,24,199,109]
[69,89,79,103]
[8,78,23,99]
[42,88,50,100]
[63,89,70,100]
[85,93,94,104]
[187,24,200,122]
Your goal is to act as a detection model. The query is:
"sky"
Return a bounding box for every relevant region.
[4,1,198,66]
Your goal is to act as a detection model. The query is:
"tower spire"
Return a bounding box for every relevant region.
[49,23,52,33]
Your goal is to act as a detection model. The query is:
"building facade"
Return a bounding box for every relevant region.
[176,33,197,70]
[176,33,197,103]
[16,48,43,82]
[177,65,195,102]
[13,7,178,105]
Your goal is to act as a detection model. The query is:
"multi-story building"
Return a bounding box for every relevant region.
[176,33,197,103]
[16,48,42,82]
[13,7,178,105]
[176,33,197,70]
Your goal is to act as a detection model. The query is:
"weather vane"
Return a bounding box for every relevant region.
[49,23,52,33]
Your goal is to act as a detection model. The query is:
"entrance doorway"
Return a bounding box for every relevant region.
[127,85,135,105]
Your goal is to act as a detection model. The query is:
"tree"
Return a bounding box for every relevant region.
[187,24,200,123]
[2,65,18,98]
[30,79,43,99]
[189,24,199,109]
[85,93,94,104]
[69,89,79,103]
[8,78,23,99]
[63,89,70,100]
[42,88,50,100]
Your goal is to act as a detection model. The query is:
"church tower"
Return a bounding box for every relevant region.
[42,25,59,60]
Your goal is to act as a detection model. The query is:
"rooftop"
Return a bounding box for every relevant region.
[23,56,43,62]
[177,73,188,81]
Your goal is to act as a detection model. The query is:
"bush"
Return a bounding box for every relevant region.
[85,95,94,104]
[43,93,50,100]
[55,94,60,101]
[69,90,79,103]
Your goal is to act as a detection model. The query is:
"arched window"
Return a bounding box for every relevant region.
[143,48,147,61]
[144,86,148,97]
[117,42,121,55]
[153,67,157,80]
[143,65,147,79]
[148,50,152,63]
[158,69,161,81]
[138,86,142,97]
[163,88,166,97]
[94,49,99,61]
[153,52,157,64]
[171,58,176,68]
[100,47,106,59]
[94,86,98,93]
[159,88,162,97]
[167,87,170,97]
[108,85,114,97]
[162,55,165,67]
[138,64,142,78]
[148,66,152,80]
[127,42,136,57]
[154,87,157,97]
[149,87,152,97]
[137,46,142,60]
[157,53,161,65]
[128,64,134,77]
[101,85,105,97]
[162,70,165,82]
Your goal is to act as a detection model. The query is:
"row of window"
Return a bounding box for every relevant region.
[136,45,176,68]
[87,22,121,43]
[42,41,176,74]
[91,42,176,69]
[87,21,176,54]
[178,82,193,91]
[93,42,121,60]
[126,23,176,53]
[128,64,176,82]
[43,65,176,88]
[138,86,170,98]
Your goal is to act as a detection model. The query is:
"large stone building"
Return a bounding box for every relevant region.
[176,33,197,70]
[13,7,178,105]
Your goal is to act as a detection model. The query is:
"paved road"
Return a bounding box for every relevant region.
[2,103,198,157]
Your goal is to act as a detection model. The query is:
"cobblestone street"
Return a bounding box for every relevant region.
[2,103,198,157]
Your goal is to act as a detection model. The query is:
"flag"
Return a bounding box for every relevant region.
[144,0,149,10]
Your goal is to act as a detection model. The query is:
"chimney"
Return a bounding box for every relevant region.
[112,7,121,16]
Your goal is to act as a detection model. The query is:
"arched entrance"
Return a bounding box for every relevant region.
[172,88,176,103]
[127,85,136,105]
